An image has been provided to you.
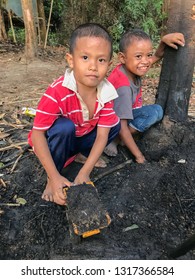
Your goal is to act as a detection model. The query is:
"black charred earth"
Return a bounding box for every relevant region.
[0,116,195,260]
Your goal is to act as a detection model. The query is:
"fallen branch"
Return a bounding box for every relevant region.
[93,159,132,183]
[168,232,195,259]
[0,141,28,152]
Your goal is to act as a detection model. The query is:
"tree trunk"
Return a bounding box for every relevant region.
[36,0,46,45]
[156,0,195,122]
[21,0,38,60]
[0,8,7,41]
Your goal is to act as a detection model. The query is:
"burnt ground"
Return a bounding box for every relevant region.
[0,43,195,260]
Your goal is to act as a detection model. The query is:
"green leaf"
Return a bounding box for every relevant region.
[122,224,139,232]
[15,197,27,205]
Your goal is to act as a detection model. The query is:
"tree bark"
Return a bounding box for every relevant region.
[0,8,7,41]
[36,0,46,44]
[156,0,195,122]
[21,0,38,60]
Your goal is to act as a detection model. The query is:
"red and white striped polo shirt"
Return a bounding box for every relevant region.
[28,69,119,145]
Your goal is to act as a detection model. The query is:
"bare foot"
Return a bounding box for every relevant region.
[75,153,107,168]
[104,141,118,157]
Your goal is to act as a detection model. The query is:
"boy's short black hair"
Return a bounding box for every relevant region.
[119,29,151,53]
[69,23,113,59]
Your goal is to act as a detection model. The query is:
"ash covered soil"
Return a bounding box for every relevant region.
[0,44,195,260]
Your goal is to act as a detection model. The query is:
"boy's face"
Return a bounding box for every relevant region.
[119,39,153,79]
[66,36,111,91]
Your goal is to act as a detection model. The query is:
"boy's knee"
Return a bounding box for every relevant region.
[154,104,163,121]
[48,117,75,137]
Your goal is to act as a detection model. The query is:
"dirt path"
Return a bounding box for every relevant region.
[0,46,195,260]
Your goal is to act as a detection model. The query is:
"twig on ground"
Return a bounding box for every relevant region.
[175,193,185,217]
[10,145,31,173]
[184,167,194,189]
[40,213,46,239]
[0,178,6,187]
[93,159,132,183]
[0,203,21,207]
[0,142,28,152]
[120,148,129,161]
[1,119,25,129]
[10,154,23,173]
[0,153,32,171]
[25,212,46,226]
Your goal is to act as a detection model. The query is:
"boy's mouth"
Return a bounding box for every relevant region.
[86,74,99,80]
[137,66,149,74]
[138,66,149,71]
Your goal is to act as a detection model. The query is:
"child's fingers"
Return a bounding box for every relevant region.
[169,43,178,49]
[176,38,185,46]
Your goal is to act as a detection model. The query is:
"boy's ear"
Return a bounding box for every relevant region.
[65,53,73,68]
[118,52,126,64]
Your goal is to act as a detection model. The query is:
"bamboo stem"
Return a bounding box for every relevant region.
[8,10,17,43]
[44,0,54,49]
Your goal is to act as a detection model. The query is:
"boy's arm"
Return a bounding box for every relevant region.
[74,127,110,184]
[120,119,145,164]
[31,129,71,205]
[152,33,185,64]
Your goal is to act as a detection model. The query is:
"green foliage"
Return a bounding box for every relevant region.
[47,32,59,46]
[58,0,122,45]
[2,0,167,48]
[120,0,165,41]
[108,21,124,52]
[41,0,166,48]
[8,27,25,44]
[44,0,65,32]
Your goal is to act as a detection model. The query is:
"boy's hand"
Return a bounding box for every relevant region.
[162,33,185,50]
[42,174,72,205]
[74,172,91,185]
[135,153,146,164]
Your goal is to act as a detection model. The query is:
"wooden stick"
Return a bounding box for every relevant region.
[0,142,28,152]
[8,10,17,43]
[168,232,195,259]
[0,178,6,187]
[44,0,54,49]
[10,145,31,173]
[0,203,21,207]
[93,159,132,183]
[10,154,23,173]
[0,153,32,170]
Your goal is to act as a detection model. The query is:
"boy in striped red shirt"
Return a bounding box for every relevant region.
[28,23,120,205]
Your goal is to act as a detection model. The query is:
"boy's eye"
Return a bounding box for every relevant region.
[136,55,142,59]
[82,56,88,60]
[99,58,106,63]
[148,53,153,57]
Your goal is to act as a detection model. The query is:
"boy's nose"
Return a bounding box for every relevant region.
[142,56,150,64]
[89,61,97,71]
